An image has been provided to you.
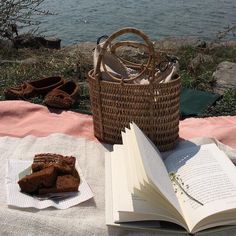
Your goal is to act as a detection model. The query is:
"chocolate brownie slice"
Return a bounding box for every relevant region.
[32,153,76,175]
[38,175,80,195]
[32,153,80,182]
[18,166,57,194]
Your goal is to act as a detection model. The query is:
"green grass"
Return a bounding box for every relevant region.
[0,47,90,113]
[175,45,236,116]
[0,43,235,116]
[201,89,236,117]
[176,45,236,89]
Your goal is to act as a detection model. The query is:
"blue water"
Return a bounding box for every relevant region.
[38,0,236,45]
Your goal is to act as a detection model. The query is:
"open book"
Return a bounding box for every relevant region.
[105,123,236,234]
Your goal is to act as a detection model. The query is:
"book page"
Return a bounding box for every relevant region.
[121,129,141,193]
[122,128,184,221]
[109,144,187,228]
[111,144,165,217]
[131,123,183,214]
[164,143,236,232]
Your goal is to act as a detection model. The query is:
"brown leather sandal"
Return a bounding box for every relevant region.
[4,76,64,100]
[43,80,80,109]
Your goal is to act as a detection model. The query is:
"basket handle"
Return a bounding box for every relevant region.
[94,27,156,83]
[110,41,150,70]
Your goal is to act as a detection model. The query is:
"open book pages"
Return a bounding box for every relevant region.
[105,123,236,234]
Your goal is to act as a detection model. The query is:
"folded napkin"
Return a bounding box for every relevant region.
[6,159,93,209]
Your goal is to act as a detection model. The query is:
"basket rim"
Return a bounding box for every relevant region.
[87,69,181,86]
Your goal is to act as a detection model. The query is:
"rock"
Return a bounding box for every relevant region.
[12,34,61,49]
[62,43,95,80]
[153,37,204,50]
[188,53,213,73]
[196,40,207,48]
[19,58,39,65]
[0,57,39,66]
[62,42,95,59]
[213,61,236,94]
[0,60,15,66]
[209,40,236,49]
[0,39,14,51]
[43,37,61,49]
[224,41,236,47]
[76,42,96,56]
[13,34,44,49]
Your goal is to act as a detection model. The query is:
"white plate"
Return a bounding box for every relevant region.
[6,159,94,210]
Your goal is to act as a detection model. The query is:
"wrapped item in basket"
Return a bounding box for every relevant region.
[87,27,181,151]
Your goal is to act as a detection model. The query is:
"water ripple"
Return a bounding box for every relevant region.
[39,0,236,45]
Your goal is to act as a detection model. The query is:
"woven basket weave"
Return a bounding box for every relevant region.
[87,28,181,151]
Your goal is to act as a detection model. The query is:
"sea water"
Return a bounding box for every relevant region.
[39,0,236,45]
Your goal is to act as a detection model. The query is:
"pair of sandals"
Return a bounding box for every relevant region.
[4,76,79,109]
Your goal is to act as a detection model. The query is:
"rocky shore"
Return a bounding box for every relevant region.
[61,37,236,94]
[0,36,235,116]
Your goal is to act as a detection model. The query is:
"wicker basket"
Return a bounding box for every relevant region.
[87,28,181,151]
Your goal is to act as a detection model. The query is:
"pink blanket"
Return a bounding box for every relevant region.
[0,101,235,148]
[0,101,95,140]
[180,116,236,148]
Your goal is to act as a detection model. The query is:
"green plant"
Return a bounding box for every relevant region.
[0,0,53,41]
[202,89,236,116]
[169,172,204,206]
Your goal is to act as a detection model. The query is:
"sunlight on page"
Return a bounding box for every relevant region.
[106,123,236,233]
[164,143,236,232]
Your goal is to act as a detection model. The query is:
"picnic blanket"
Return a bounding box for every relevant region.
[0,134,108,236]
[0,101,95,140]
[0,101,235,148]
[0,100,236,236]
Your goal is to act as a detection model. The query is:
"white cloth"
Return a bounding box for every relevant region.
[94,42,129,81]
[0,134,108,236]
[1,134,236,236]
